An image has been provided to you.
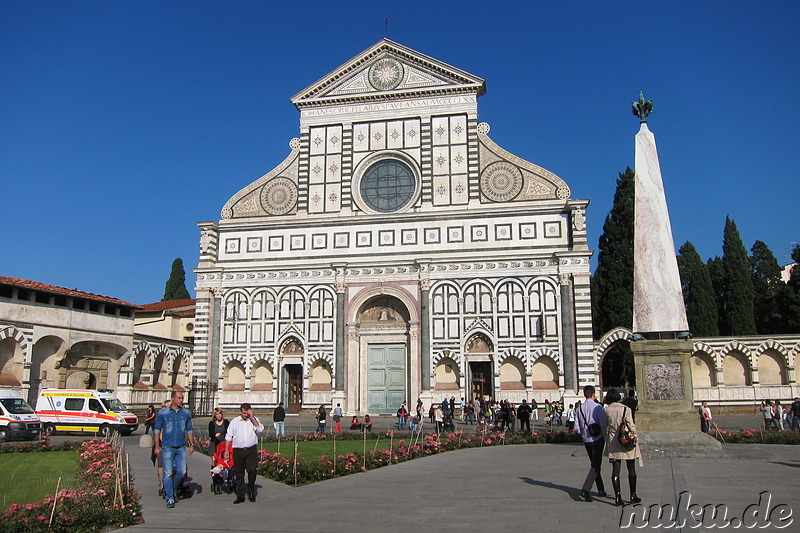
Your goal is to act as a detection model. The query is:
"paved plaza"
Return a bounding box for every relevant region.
[123,416,799,532]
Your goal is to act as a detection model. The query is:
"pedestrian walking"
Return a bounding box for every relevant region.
[153,390,196,509]
[574,385,607,502]
[225,403,264,504]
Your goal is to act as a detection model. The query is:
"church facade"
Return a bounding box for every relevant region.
[194,40,594,414]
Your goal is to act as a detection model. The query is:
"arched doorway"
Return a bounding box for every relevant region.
[466,333,494,401]
[355,296,411,414]
[600,340,635,390]
[280,337,304,414]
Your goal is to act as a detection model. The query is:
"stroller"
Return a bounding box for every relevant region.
[211,441,235,495]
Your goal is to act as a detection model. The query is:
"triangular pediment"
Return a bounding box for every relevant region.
[291,39,486,108]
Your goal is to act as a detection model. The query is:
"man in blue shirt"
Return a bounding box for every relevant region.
[574,385,608,502]
[153,390,195,508]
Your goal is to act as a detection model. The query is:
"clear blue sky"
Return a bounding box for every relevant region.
[2,1,798,305]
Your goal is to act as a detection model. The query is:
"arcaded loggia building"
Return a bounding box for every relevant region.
[194,40,594,414]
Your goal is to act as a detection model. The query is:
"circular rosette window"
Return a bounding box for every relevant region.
[480,162,523,202]
[368,57,404,91]
[260,177,298,215]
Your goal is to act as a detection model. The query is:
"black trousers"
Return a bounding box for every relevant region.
[583,438,606,492]
[233,445,258,497]
[520,417,531,432]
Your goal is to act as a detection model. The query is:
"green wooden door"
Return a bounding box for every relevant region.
[367,344,406,414]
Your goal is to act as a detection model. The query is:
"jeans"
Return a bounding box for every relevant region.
[791,416,799,431]
[273,421,285,437]
[398,416,407,430]
[316,421,326,433]
[161,445,187,501]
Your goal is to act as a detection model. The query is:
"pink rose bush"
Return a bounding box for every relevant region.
[1,439,141,532]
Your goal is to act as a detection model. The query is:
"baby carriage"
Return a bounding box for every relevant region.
[211,441,235,495]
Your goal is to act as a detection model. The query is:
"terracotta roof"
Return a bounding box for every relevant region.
[0,275,139,308]
[139,299,196,312]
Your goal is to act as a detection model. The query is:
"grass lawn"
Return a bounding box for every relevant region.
[0,451,78,511]
[256,435,407,460]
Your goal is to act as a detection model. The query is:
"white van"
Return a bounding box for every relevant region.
[0,389,41,441]
[36,389,139,436]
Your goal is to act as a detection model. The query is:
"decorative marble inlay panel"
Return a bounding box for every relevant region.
[645,363,684,400]
[378,230,395,246]
[356,231,372,247]
[333,232,349,249]
[260,177,298,216]
[471,225,488,242]
[247,237,262,253]
[225,238,241,253]
[519,223,537,239]
[290,235,306,251]
[424,227,441,245]
[447,227,464,243]
[401,229,417,245]
[495,224,512,241]
[481,162,523,202]
[269,236,284,252]
[312,234,328,250]
[543,221,562,239]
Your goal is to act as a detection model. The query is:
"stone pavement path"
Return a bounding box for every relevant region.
[125,435,800,533]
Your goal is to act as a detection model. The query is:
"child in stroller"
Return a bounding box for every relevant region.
[211,441,235,495]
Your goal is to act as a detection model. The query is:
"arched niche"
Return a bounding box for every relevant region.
[251,360,274,391]
[500,356,526,390]
[532,355,559,390]
[309,360,332,391]
[722,352,750,386]
[758,351,787,385]
[223,360,246,391]
[0,337,24,386]
[434,357,460,390]
[690,352,716,388]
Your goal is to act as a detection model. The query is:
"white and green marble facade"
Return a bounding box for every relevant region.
[194,40,594,414]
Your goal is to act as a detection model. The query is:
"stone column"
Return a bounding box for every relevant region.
[420,276,431,391]
[558,274,577,393]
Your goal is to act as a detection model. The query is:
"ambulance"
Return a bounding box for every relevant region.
[35,389,139,436]
[0,389,41,441]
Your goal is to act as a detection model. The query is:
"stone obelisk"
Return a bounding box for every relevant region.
[630,93,697,433]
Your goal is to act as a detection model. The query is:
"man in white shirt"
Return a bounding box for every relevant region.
[224,403,264,503]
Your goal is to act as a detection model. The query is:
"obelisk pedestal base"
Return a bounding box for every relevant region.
[632,338,697,433]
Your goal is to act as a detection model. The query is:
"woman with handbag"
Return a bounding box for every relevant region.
[603,389,642,506]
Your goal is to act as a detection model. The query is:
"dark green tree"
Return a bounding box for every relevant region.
[677,241,719,336]
[706,256,727,334]
[721,217,756,335]
[162,258,191,301]
[750,240,782,334]
[591,167,635,339]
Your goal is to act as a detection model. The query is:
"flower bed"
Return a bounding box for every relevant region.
[0,439,141,532]
[255,430,582,485]
[715,429,800,445]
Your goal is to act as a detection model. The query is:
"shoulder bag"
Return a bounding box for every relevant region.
[617,405,637,448]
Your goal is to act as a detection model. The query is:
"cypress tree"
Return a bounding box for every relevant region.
[162,258,191,301]
[721,217,756,335]
[677,241,719,336]
[750,240,782,334]
[591,167,635,339]
[706,256,728,334]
